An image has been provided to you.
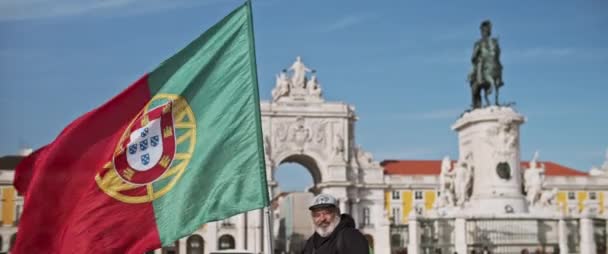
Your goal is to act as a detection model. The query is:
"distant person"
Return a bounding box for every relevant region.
[520,249,529,254]
[300,193,369,254]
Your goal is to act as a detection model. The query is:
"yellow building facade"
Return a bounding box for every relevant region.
[0,153,27,253]
[381,159,608,226]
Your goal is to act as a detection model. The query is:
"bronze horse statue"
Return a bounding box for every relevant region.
[468,20,504,109]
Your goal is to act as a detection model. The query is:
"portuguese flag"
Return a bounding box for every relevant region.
[13,2,269,253]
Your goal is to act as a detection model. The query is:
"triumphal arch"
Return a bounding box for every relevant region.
[260,56,390,253]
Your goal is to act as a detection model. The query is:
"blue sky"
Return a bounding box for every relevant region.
[1,0,606,191]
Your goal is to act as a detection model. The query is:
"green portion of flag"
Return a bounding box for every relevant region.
[147,2,269,245]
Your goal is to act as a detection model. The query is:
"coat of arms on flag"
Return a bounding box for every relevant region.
[96,94,197,204]
[115,100,175,184]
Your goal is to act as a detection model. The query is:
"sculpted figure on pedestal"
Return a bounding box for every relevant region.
[307,72,322,98]
[289,56,312,88]
[524,151,545,207]
[498,118,517,152]
[271,70,290,101]
[539,187,558,208]
[438,156,456,208]
[272,56,324,102]
[453,158,473,207]
[355,145,379,169]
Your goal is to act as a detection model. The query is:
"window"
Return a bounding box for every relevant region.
[392,208,401,224]
[590,192,597,200]
[362,207,371,226]
[221,218,233,227]
[392,191,400,200]
[218,234,235,250]
[415,191,423,200]
[568,192,575,200]
[391,234,403,248]
[186,235,204,254]
[415,205,424,215]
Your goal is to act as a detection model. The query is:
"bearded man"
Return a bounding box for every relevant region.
[300,193,369,254]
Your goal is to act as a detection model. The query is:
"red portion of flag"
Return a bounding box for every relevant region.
[13,75,162,254]
[13,145,47,196]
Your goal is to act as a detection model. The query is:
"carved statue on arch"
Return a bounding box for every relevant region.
[263,135,274,167]
[333,134,345,159]
[307,71,322,98]
[271,69,290,101]
[291,117,312,148]
[289,56,312,89]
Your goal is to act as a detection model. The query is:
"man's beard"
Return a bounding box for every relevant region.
[315,215,341,237]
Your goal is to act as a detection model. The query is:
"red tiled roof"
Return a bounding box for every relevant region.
[381,160,446,175]
[381,160,587,177]
[521,161,587,176]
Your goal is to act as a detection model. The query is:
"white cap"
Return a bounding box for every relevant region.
[309,193,338,210]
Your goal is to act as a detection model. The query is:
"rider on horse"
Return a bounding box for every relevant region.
[468,20,504,109]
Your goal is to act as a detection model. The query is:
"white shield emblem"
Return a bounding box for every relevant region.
[126,119,164,172]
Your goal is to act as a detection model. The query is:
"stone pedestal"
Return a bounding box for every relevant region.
[452,106,528,214]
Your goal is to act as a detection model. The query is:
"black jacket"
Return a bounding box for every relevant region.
[300,214,369,254]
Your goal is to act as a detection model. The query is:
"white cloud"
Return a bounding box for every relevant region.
[504,47,608,64]
[393,108,464,120]
[509,47,574,58]
[323,14,374,32]
[0,0,133,21]
[0,0,227,21]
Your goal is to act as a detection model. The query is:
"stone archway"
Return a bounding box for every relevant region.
[260,56,387,208]
[261,58,358,204]
[276,153,322,193]
[259,56,390,254]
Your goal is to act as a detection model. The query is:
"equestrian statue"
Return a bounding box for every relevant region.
[468,20,505,109]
